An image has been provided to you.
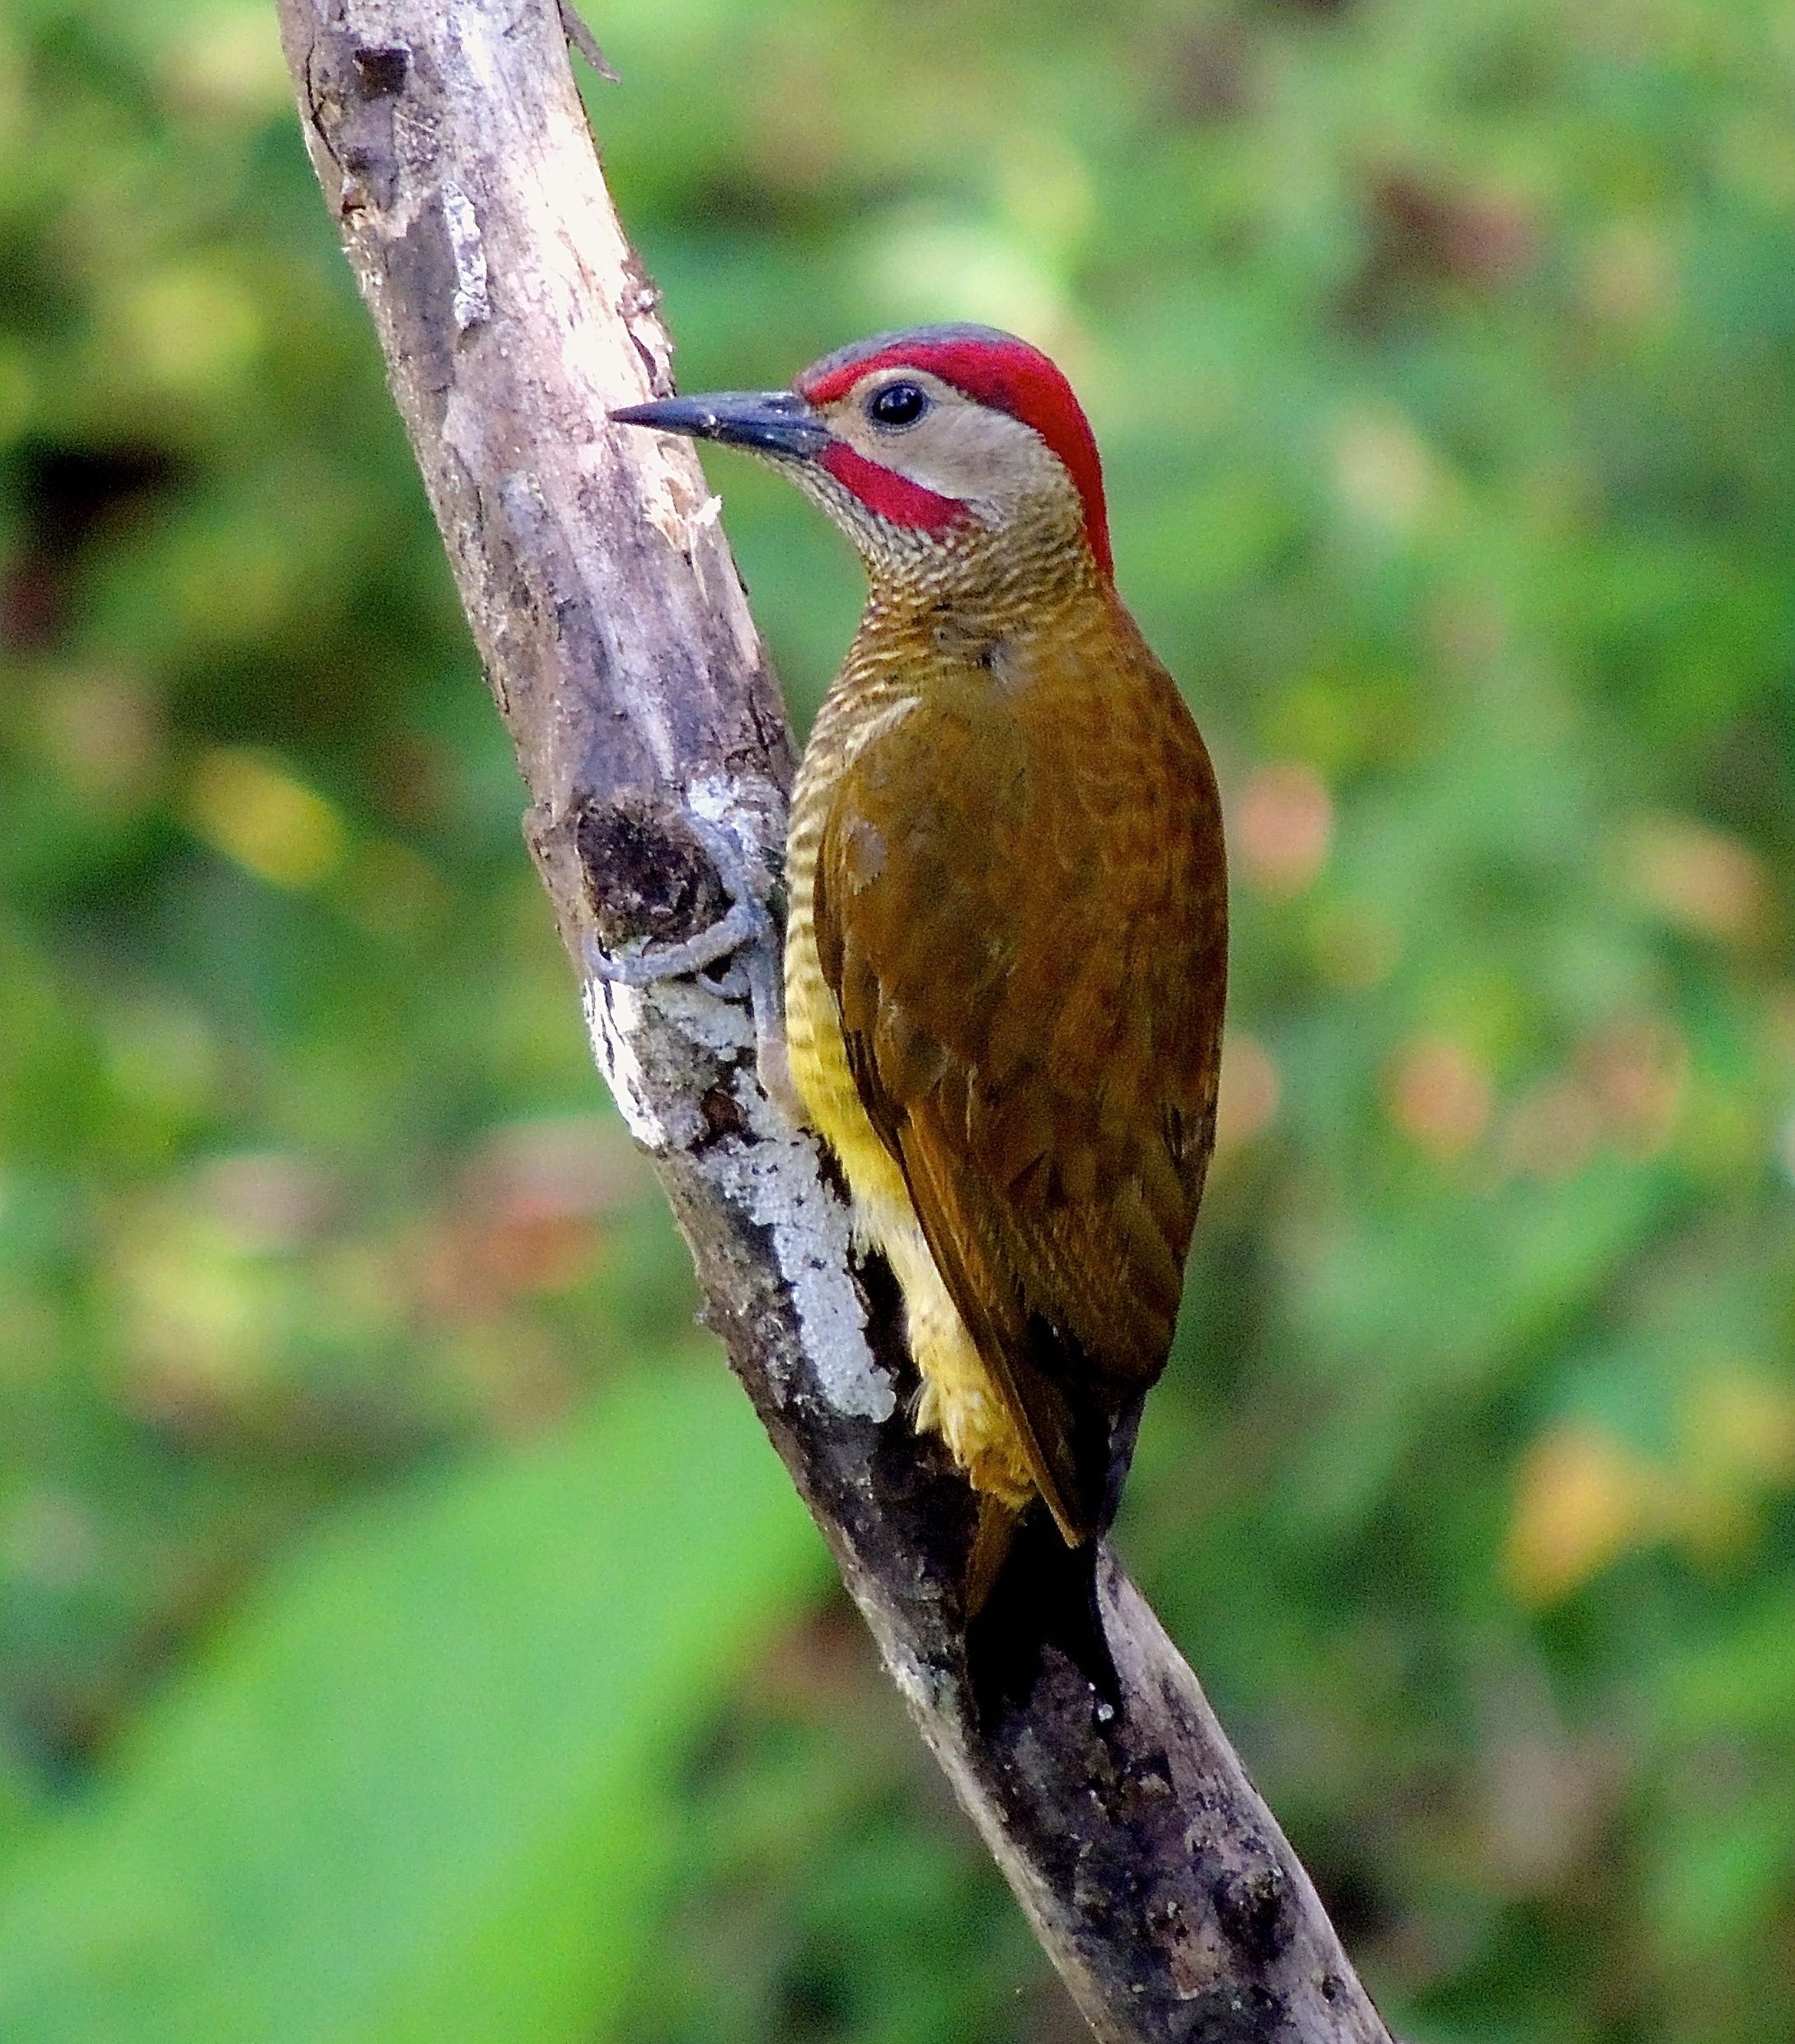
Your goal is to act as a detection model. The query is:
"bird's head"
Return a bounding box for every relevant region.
[612,325,1112,593]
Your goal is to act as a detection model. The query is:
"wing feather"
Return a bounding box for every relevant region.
[813,625,1226,1537]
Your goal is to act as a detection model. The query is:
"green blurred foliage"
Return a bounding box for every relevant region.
[0,1367,822,2044]
[2,0,1793,2039]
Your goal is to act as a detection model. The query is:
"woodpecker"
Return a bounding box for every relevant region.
[612,327,1226,1701]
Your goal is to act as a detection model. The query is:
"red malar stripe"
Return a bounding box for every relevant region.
[819,441,972,536]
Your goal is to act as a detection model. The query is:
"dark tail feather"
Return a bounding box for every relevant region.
[964,1500,1119,1724]
[965,1495,1020,1618]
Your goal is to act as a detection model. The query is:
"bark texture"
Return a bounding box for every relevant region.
[272,4,1398,2038]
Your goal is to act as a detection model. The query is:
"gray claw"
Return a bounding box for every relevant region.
[585,896,763,986]
[585,811,800,1125]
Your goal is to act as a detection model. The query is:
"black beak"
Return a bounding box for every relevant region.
[609,389,829,461]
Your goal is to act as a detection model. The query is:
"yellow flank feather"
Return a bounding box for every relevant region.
[785,796,1037,1512]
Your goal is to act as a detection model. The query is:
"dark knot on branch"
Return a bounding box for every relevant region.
[574,793,731,955]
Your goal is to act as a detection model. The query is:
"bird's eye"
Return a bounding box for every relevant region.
[868,381,929,429]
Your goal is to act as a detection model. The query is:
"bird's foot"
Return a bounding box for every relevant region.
[584,813,804,1126]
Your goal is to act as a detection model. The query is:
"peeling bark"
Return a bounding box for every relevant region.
[272,4,1397,2037]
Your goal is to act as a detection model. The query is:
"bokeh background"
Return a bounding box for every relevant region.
[3,0,1794,2037]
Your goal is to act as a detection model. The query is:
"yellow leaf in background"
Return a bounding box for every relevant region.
[116,265,264,401]
[1685,1372,1795,1488]
[1622,813,1771,946]
[186,748,347,890]
[1667,1371,1795,1563]
[1504,1424,1661,1605]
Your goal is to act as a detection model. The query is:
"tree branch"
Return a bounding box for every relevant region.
[271,4,1397,2037]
